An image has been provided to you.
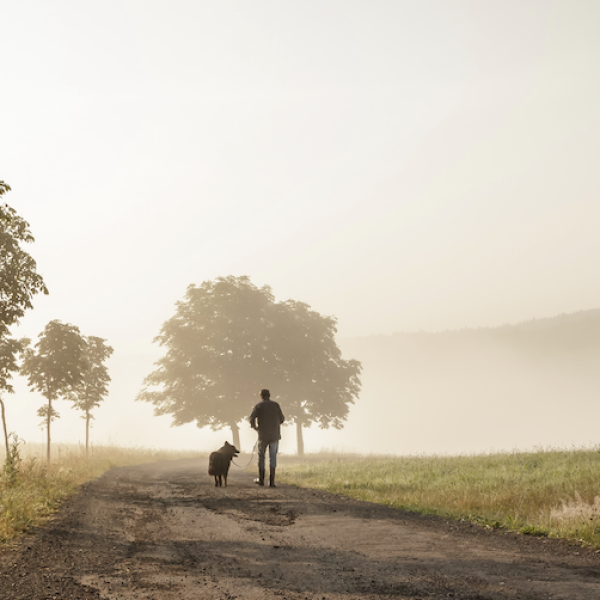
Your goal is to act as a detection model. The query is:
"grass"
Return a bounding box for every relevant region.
[278,448,600,548]
[0,443,203,545]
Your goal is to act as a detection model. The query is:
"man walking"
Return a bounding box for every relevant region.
[249,389,285,487]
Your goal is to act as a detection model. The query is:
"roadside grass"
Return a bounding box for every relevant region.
[278,448,600,548]
[0,444,203,545]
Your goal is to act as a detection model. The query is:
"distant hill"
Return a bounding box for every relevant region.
[341,308,600,368]
[335,309,600,453]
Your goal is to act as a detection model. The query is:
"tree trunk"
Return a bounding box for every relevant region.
[229,422,241,451]
[0,397,9,458]
[85,411,90,458]
[47,400,51,463]
[296,420,305,456]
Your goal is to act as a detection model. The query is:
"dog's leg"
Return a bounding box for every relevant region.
[214,476,218,487]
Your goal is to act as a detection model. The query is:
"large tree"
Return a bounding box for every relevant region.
[22,321,87,462]
[137,276,362,453]
[137,276,274,449]
[271,300,362,455]
[71,336,113,457]
[0,181,48,455]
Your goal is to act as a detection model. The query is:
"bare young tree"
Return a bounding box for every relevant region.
[22,321,87,462]
[71,336,113,456]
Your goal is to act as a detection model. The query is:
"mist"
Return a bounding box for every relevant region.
[1,1,599,456]
[7,309,599,457]
[336,310,600,454]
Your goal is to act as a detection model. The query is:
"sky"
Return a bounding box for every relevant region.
[1,1,599,455]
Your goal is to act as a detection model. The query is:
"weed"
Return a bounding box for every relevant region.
[2,433,23,488]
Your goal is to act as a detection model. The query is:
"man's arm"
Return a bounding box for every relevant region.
[249,404,258,430]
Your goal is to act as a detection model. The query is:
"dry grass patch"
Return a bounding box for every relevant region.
[0,443,203,545]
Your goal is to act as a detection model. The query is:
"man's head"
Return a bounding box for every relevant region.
[260,389,270,400]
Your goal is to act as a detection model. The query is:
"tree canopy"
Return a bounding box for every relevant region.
[138,276,274,449]
[0,187,48,335]
[270,300,362,454]
[137,276,361,452]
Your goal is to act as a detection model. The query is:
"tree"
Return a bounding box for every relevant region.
[271,300,362,455]
[137,276,274,449]
[137,275,362,454]
[0,181,48,456]
[0,184,48,332]
[21,321,87,462]
[0,337,24,457]
[71,336,113,456]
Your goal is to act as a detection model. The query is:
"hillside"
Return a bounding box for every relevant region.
[341,308,600,373]
[336,309,600,454]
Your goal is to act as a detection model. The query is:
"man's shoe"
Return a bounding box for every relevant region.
[255,468,265,486]
[269,467,276,488]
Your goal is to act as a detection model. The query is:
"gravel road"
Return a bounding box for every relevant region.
[1,457,599,599]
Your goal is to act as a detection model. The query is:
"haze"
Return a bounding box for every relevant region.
[2,1,599,455]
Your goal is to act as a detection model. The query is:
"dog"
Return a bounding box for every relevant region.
[208,441,240,487]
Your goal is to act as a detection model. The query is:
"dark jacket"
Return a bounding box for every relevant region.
[249,398,285,443]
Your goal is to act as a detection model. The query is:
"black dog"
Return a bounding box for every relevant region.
[208,441,240,487]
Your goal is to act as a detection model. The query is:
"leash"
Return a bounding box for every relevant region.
[231,438,258,468]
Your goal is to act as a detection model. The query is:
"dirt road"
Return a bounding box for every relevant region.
[1,458,599,599]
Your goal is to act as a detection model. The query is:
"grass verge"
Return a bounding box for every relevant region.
[278,448,600,548]
[0,444,202,545]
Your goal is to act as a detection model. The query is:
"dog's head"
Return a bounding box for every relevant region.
[221,441,240,458]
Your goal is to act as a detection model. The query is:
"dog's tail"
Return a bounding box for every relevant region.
[207,453,217,475]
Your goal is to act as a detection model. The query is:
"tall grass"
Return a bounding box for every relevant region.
[279,448,600,547]
[0,443,202,545]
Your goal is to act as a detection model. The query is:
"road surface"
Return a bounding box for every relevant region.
[1,458,599,599]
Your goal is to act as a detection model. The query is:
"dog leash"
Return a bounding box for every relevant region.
[231,439,258,468]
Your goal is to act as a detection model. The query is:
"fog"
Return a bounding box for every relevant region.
[1,2,599,455]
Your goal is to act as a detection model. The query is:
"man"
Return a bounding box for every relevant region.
[249,389,285,487]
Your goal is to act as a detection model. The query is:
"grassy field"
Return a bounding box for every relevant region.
[0,443,203,545]
[278,448,600,547]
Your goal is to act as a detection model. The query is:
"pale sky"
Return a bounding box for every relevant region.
[2,1,599,454]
